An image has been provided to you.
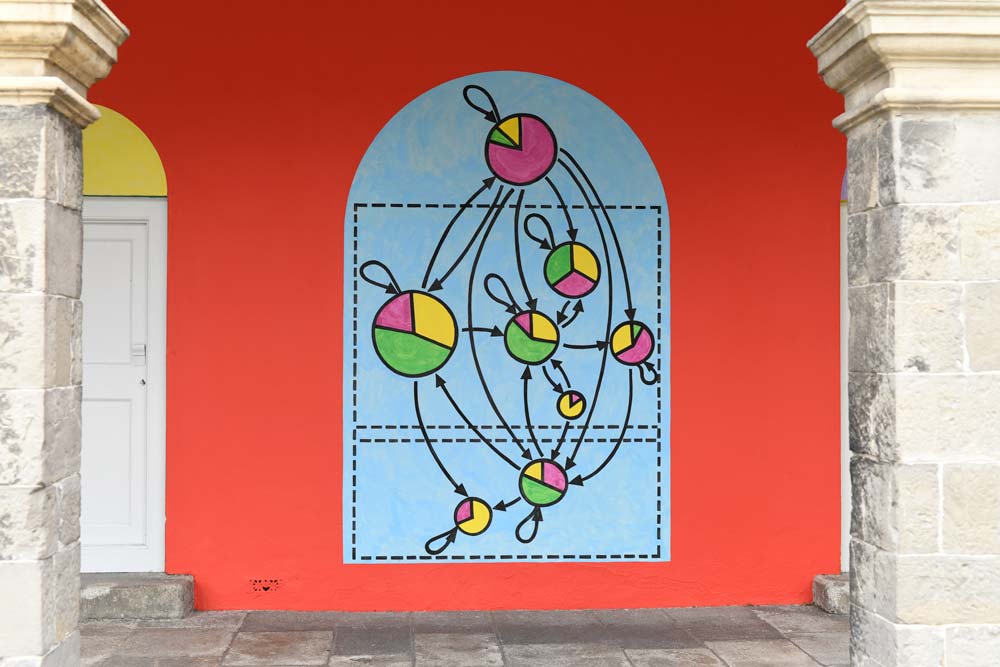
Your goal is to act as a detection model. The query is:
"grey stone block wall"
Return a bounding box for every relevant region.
[846,110,1000,666]
[0,104,85,666]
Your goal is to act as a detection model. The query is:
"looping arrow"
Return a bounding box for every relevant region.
[359,260,401,295]
[484,273,519,314]
[545,176,578,241]
[463,84,501,124]
[424,527,458,555]
[639,362,659,386]
[515,507,543,544]
[523,213,555,250]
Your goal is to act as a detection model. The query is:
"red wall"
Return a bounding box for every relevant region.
[92,0,846,611]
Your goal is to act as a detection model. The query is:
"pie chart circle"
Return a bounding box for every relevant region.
[504,311,559,365]
[610,320,655,366]
[485,114,557,186]
[454,497,492,536]
[544,242,600,298]
[519,459,568,507]
[556,390,586,420]
[372,291,457,377]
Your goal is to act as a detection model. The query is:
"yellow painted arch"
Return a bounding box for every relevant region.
[83,105,167,197]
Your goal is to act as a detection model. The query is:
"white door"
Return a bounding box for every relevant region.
[80,197,167,572]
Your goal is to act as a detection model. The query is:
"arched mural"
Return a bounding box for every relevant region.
[344,71,670,562]
[83,106,167,197]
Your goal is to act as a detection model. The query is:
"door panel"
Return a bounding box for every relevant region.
[81,198,166,572]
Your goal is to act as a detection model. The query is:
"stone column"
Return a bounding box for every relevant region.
[0,2,126,665]
[810,1,1000,665]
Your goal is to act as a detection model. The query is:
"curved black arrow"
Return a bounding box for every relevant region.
[414,381,466,496]
[550,421,571,459]
[558,160,614,471]
[462,325,503,337]
[521,367,544,457]
[564,340,608,351]
[573,369,634,486]
[512,190,533,304]
[523,213,555,250]
[493,497,521,512]
[560,301,584,328]
[359,260,401,295]
[435,375,519,469]
[561,149,634,317]
[422,177,496,289]
[551,359,571,388]
[463,84,500,124]
[484,273,519,314]
[541,366,563,394]
[640,361,660,386]
[425,527,458,555]
[515,507,543,544]
[468,190,532,461]
[545,176,578,241]
[428,187,507,292]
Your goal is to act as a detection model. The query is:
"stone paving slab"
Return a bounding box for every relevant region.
[79,605,848,666]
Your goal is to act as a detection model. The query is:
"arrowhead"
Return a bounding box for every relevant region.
[521,449,533,460]
[568,228,579,241]
[526,298,538,310]
[434,374,446,388]
[446,529,458,544]
[539,240,551,250]
[550,448,560,459]
[644,361,656,371]
[505,304,518,315]
[596,341,608,351]
[384,284,399,294]
[490,326,503,337]
[565,457,576,470]
[493,500,507,512]
[556,311,567,324]
[521,367,532,381]
[569,475,584,487]
[482,176,496,189]
[573,302,584,313]
[625,307,637,320]
[485,110,499,123]
[551,359,562,369]
[532,508,543,522]
[429,279,443,292]
[454,484,467,496]
[552,384,563,394]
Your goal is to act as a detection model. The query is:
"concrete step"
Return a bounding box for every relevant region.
[812,572,849,614]
[81,573,193,620]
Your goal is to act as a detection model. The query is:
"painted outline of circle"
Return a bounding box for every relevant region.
[544,241,601,299]
[610,320,654,367]
[556,390,587,421]
[454,496,493,536]
[518,458,568,508]
[370,290,459,378]
[503,311,560,366]
[484,113,559,187]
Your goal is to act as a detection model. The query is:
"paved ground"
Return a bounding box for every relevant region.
[82,605,848,666]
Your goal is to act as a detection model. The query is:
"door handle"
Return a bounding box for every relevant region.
[131,344,147,366]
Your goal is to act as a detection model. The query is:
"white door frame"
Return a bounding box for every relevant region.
[81,196,167,572]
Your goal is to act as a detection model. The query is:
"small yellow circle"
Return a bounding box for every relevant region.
[455,498,492,536]
[556,391,586,420]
